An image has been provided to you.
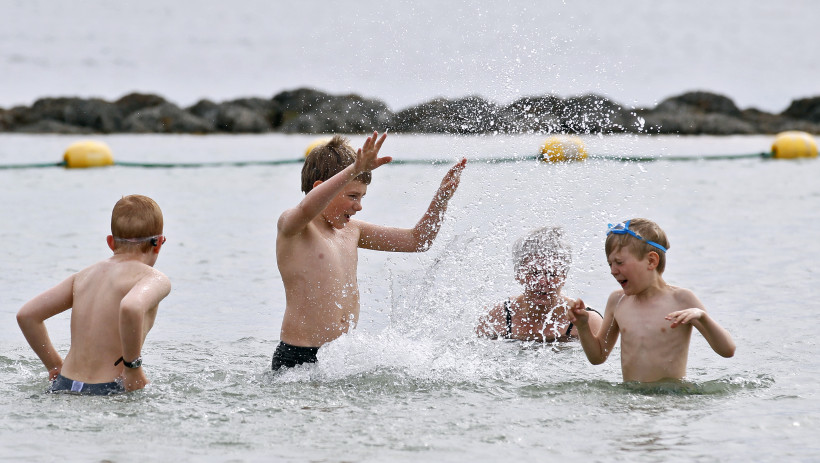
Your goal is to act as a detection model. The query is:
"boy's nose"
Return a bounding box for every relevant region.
[353,202,362,211]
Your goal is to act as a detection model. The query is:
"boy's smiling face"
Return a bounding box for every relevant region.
[322,181,367,229]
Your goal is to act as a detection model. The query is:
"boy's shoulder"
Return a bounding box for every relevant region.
[666,284,700,307]
[606,289,626,306]
[80,257,168,286]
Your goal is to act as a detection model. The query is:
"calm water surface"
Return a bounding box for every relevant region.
[1,134,818,462]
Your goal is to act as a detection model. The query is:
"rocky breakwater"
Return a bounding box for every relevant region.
[1,88,818,135]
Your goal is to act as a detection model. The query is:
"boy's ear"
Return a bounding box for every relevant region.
[313,180,323,190]
[106,235,116,251]
[646,251,659,270]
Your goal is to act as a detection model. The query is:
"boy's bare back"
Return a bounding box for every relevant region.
[17,195,170,393]
[63,256,169,383]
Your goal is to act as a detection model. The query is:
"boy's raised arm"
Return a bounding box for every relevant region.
[278,131,390,237]
[16,275,75,379]
[359,158,467,252]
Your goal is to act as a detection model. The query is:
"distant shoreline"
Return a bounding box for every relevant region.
[1,88,818,135]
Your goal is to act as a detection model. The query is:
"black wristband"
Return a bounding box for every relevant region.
[114,356,143,369]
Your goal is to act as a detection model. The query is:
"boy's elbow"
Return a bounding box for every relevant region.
[16,307,38,330]
[584,347,608,365]
[16,310,29,329]
[414,240,432,252]
[119,300,144,320]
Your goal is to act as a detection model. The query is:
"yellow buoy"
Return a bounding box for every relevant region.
[771,131,818,159]
[540,136,588,163]
[305,137,332,157]
[63,140,114,168]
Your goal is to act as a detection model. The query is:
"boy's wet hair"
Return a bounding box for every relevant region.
[301,135,372,194]
[605,217,669,273]
[512,226,572,275]
[111,195,164,252]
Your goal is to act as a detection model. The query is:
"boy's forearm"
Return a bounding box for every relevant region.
[296,164,359,218]
[409,158,465,249]
[694,315,736,358]
[17,318,62,373]
[576,325,607,364]
[119,305,145,363]
[411,195,452,250]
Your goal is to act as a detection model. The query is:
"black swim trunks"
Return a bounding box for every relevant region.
[49,374,125,396]
[271,341,319,370]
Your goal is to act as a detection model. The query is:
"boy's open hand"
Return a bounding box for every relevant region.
[435,158,467,203]
[355,131,391,173]
[665,308,704,328]
[568,298,590,328]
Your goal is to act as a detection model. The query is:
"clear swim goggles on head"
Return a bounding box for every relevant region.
[113,234,166,247]
[606,221,667,253]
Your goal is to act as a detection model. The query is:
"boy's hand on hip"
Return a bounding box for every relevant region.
[123,368,150,392]
[355,130,391,173]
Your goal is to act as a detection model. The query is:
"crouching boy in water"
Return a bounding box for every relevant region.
[274,131,466,370]
[569,218,735,383]
[17,195,171,394]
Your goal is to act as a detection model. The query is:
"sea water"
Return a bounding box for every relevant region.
[0,133,818,462]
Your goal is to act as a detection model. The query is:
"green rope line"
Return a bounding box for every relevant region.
[114,159,305,168]
[0,161,66,170]
[589,152,772,162]
[0,152,777,170]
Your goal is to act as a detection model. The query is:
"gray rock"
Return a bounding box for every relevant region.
[274,88,394,134]
[115,93,167,117]
[641,91,755,134]
[122,102,213,133]
[654,91,742,117]
[6,97,123,132]
[395,96,501,134]
[15,119,94,134]
[558,94,635,134]
[498,95,566,134]
[782,96,820,123]
[187,99,220,129]
[741,109,820,134]
[640,110,756,135]
[3,88,818,135]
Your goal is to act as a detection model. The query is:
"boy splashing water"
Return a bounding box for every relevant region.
[569,218,735,382]
[274,131,466,370]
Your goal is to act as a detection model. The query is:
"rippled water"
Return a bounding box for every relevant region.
[1,134,818,462]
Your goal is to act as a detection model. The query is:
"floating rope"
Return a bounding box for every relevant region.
[0,151,777,170]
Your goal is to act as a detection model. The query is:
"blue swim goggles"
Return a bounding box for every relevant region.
[606,221,667,253]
